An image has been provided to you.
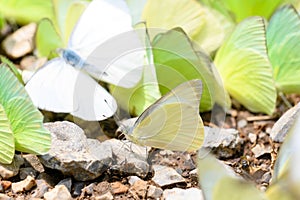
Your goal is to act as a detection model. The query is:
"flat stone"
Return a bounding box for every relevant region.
[152,165,185,187]
[128,176,142,185]
[44,185,72,200]
[128,180,147,199]
[31,179,52,198]
[270,102,300,142]
[147,185,163,199]
[40,121,113,181]
[110,182,129,195]
[163,188,204,200]
[2,23,36,58]
[0,155,24,179]
[11,175,36,193]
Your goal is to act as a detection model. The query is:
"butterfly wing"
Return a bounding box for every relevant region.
[68,0,144,88]
[214,17,276,115]
[129,103,204,151]
[25,59,117,121]
[266,5,300,94]
[127,80,204,151]
[134,79,202,125]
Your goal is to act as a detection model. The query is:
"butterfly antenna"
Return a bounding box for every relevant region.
[278,92,292,108]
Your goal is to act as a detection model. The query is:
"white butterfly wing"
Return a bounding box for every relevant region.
[25,59,74,112]
[68,0,145,88]
[25,59,117,121]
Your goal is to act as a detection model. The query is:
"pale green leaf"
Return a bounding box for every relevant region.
[0,56,24,85]
[142,0,230,54]
[152,28,228,112]
[0,103,14,164]
[266,5,300,94]
[35,18,63,58]
[6,97,51,154]
[214,17,276,115]
[0,0,54,24]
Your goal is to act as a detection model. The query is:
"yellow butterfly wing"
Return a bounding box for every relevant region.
[127,80,204,151]
[128,103,204,151]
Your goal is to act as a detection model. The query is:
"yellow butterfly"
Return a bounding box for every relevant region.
[120,79,204,151]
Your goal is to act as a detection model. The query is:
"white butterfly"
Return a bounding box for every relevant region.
[25,0,145,121]
[119,80,205,151]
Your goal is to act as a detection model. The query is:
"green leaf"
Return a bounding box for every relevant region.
[214,17,276,115]
[35,0,87,58]
[266,5,300,94]
[0,0,54,24]
[0,55,24,85]
[35,18,63,58]
[0,103,14,164]
[152,28,229,112]
[220,0,284,22]
[197,152,267,200]
[142,0,231,54]
[6,97,51,154]
[0,64,51,159]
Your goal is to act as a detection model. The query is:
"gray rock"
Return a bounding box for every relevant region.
[2,23,36,58]
[40,121,113,181]
[202,126,241,158]
[31,179,51,198]
[0,155,24,179]
[152,165,185,187]
[270,102,300,142]
[81,183,95,195]
[107,139,150,178]
[72,181,85,196]
[57,178,72,192]
[11,175,36,193]
[44,185,72,200]
[19,167,38,179]
[163,188,204,200]
[147,185,163,199]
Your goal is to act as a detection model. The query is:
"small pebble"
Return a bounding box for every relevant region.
[147,185,163,199]
[128,180,147,199]
[96,191,114,200]
[81,183,95,195]
[11,176,36,193]
[152,165,185,187]
[31,179,51,198]
[23,154,44,173]
[251,144,272,158]
[1,180,11,190]
[44,185,72,200]
[237,119,247,128]
[163,188,204,200]
[0,155,24,179]
[128,176,142,185]
[110,182,128,195]
[0,193,13,200]
[248,133,257,143]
